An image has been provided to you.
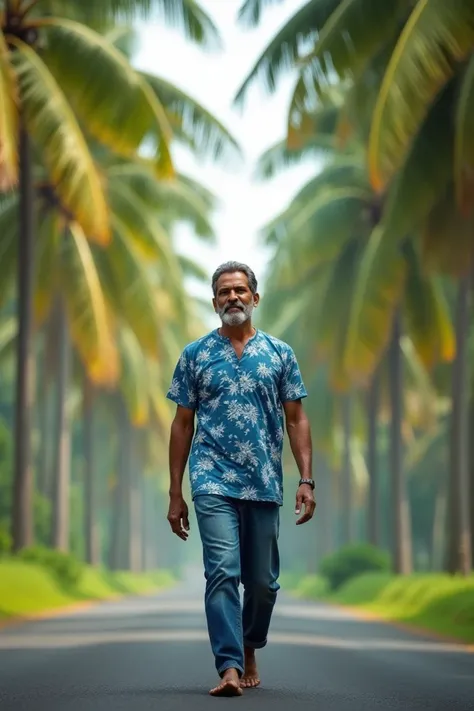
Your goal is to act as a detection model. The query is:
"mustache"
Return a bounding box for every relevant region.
[225,303,245,312]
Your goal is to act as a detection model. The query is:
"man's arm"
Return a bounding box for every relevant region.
[283,399,316,525]
[167,405,195,540]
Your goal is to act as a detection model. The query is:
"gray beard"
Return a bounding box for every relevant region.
[219,301,254,327]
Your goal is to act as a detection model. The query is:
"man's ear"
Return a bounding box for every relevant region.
[254,293,260,307]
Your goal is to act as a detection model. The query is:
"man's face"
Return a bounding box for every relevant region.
[213,271,259,327]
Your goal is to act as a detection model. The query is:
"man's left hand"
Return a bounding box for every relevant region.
[295,484,316,525]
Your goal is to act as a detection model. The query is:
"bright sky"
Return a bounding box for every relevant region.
[135,0,316,305]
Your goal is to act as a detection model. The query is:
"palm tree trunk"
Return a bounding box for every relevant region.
[341,393,354,544]
[367,368,380,546]
[128,428,142,573]
[109,397,130,570]
[431,479,447,571]
[52,299,72,551]
[389,308,412,574]
[12,124,35,552]
[449,274,472,575]
[83,374,100,566]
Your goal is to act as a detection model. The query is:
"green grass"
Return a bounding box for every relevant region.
[0,559,176,622]
[286,571,474,644]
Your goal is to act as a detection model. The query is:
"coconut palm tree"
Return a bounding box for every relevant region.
[0,1,240,551]
[236,0,474,573]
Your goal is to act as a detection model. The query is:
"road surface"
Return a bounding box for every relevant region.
[1,572,473,710]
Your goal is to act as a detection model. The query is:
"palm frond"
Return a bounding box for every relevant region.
[108,163,216,240]
[178,255,209,282]
[380,80,454,243]
[254,135,332,180]
[118,325,150,427]
[38,18,174,175]
[288,186,372,238]
[401,336,439,432]
[422,184,474,276]
[368,0,474,191]
[37,0,221,46]
[234,0,340,106]
[0,192,18,306]
[93,221,163,357]
[104,26,140,59]
[237,0,286,27]
[345,226,406,383]
[316,241,361,390]
[60,222,119,386]
[10,37,110,243]
[402,241,456,370]
[0,30,18,189]
[455,53,474,214]
[0,316,16,364]
[300,0,405,88]
[287,84,343,147]
[141,72,242,164]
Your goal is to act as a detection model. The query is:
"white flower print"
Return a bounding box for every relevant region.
[241,485,258,500]
[222,470,240,483]
[202,370,213,386]
[234,440,258,467]
[200,481,224,495]
[197,348,211,363]
[168,378,180,397]
[269,443,280,462]
[219,344,235,362]
[210,423,225,439]
[261,463,276,487]
[205,337,217,348]
[238,372,257,393]
[245,343,260,357]
[195,457,214,476]
[194,430,205,444]
[257,363,272,378]
[208,394,222,411]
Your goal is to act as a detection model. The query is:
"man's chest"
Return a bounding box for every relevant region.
[193,348,282,403]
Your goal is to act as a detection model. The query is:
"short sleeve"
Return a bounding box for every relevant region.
[278,346,308,403]
[166,348,198,410]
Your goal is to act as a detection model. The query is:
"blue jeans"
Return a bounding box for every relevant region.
[194,495,280,678]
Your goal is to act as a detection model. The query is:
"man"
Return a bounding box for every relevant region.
[166,261,316,697]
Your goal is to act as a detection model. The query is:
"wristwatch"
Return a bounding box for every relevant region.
[298,478,315,490]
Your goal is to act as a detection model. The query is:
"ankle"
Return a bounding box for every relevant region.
[244,646,256,659]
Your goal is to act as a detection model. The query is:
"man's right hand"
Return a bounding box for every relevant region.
[167,494,190,541]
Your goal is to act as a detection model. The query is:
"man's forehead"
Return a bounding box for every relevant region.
[216,272,249,290]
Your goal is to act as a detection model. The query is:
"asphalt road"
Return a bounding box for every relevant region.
[1,572,473,710]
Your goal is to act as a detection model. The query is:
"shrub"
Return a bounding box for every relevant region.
[319,543,391,592]
[17,546,83,588]
[296,574,329,598]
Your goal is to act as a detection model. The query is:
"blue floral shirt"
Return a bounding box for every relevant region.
[166,328,307,506]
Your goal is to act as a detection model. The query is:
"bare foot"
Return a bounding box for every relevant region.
[240,647,260,689]
[209,668,243,697]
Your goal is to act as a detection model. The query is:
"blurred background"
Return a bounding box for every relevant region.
[0,0,473,642]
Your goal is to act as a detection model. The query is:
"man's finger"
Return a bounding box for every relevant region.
[168,516,188,540]
[183,513,190,531]
[295,494,303,515]
[296,500,315,525]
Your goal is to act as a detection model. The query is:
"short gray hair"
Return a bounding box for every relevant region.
[211,261,258,296]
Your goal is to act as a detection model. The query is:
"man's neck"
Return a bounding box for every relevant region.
[219,321,256,342]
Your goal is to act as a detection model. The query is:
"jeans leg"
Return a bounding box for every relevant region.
[240,501,280,650]
[194,495,244,677]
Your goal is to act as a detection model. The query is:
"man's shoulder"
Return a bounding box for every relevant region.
[181,330,219,357]
[257,330,294,355]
